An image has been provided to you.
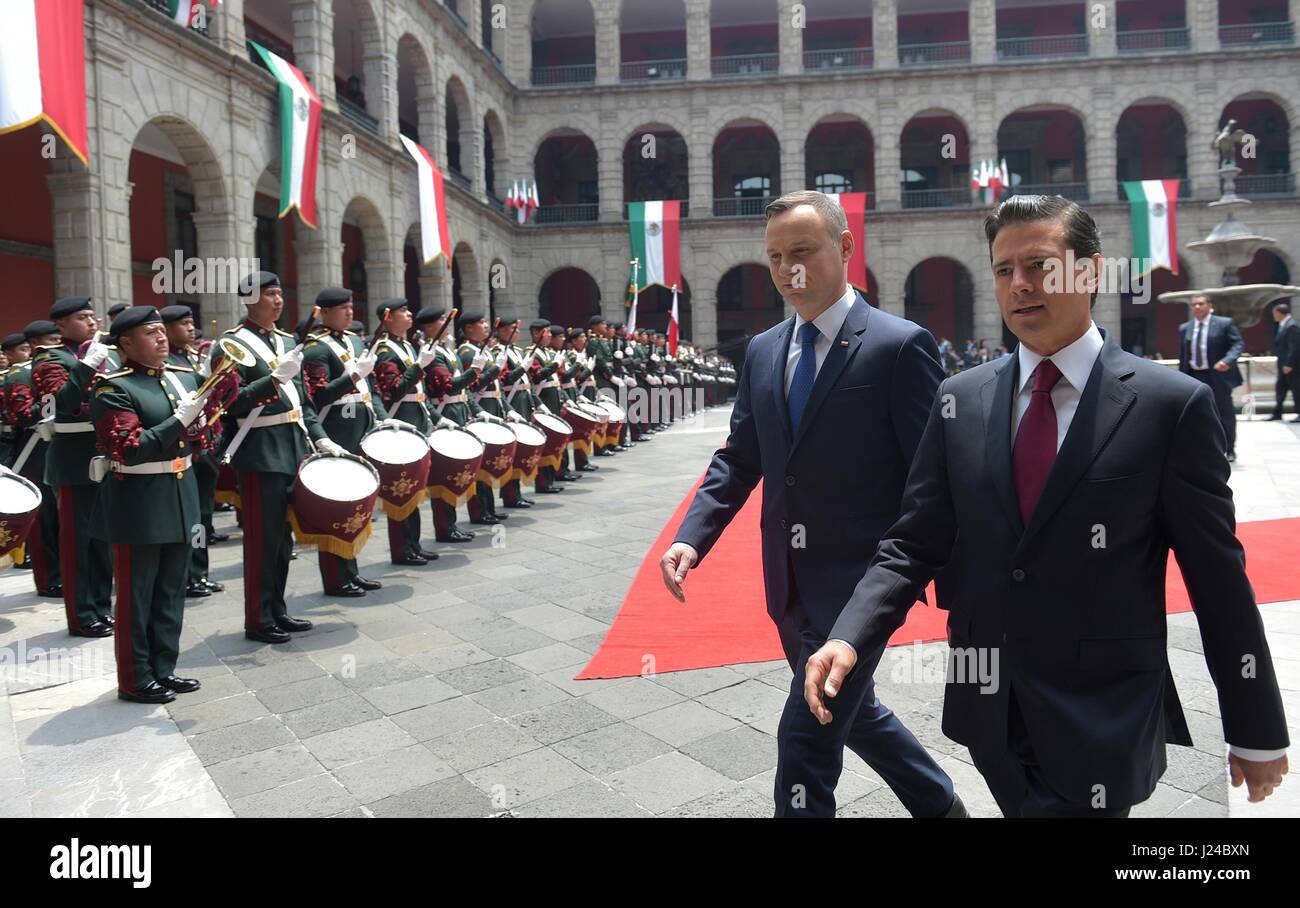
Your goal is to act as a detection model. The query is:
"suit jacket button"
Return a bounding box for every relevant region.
[1011,569,1026,582]
[784,475,795,487]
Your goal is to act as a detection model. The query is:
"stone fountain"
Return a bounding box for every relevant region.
[1158,118,1300,328]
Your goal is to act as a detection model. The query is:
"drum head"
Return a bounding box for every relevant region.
[430,427,485,458]
[533,412,571,434]
[0,471,41,515]
[593,398,626,421]
[465,422,516,446]
[301,454,379,501]
[360,425,429,465]
[509,424,546,446]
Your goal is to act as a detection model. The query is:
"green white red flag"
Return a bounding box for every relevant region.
[250,40,322,228]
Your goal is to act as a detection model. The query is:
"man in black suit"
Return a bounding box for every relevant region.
[805,195,1289,817]
[659,191,961,818]
[1178,296,1244,461]
[1269,302,1299,422]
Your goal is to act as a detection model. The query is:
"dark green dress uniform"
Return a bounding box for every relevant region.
[5,325,61,592]
[165,346,221,593]
[216,299,329,641]
[457,338,507,524]
[302,311,390,593]
[89,326,202,703]
[523,334,565,492]
[31,299,113,636]
[422,331,480,541]
[371,314,439,565]
[498,341,536,508]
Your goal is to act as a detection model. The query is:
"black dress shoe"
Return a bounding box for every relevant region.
[353,576,382,591]
[289,547,299,560]
[325,583,366,598]
[202,578,225,593]
[436,530,475,543]
[103,614,115,627]
[392,555,429,567]
[503,499,533,509]
[612,445,629,453]
[1268,415,1283,421]
[594,449,614,457]
[416,548,440,561]
[943,794,969,818]
[37,585,63,598]
[519,497,536,506]
[275,615,313,632]
[1227,451,1237,463]
[71,621,113,638]
[469,515,500,526]
[537,485,563,494]
[185,581,211,598]
[215,502,233,512]
[559,471,582,481]
[157,675,201,693]
[577,463,599,472]
[118,681,176,704]
[245,625,291,644]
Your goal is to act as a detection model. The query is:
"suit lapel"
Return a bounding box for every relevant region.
[1016,335,1137,553]
[983,353,1022,535]
[789,296,870,456]
[770,316,794,446]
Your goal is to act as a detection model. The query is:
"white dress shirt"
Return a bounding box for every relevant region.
[784,285,855,397]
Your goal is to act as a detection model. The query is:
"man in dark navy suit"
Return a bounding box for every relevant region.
[806,196,1288,817]
[1178,295,1244,461]
[660,191,962,818]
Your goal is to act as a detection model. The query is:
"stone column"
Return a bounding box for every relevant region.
[873,0,898,70]
[190,210,242,330]
[594,3,620,86]
[972,274,1003,345]
[873,233,906,316]
[365,44,397,144]
[290,0,335,108]
[1188,84,1222,202]
[597,109,623,222]
[211,0,248,58]
[1188,0,1220,52]
[691,285,717,347]
[1085,87,1117,203]
[1093,292,1122,339]
[504,3,531,85]
[685,0,710,81]
[781,97,805,193]
[47,163,109,306]
[689,107,712,216]
[971,88,998,182]
[875,99,902,210]
[778,0,802,75]
[1091,0,1117,57]
[970,0,997,65]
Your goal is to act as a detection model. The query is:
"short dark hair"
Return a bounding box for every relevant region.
[984,194,1102,305]
[1276,302,1291,316]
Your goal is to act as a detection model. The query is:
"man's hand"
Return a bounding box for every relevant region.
[436,417,458,430]
[272,348,303,383]
[803,641,858,726]
[1214,360,1230,372]
[1230,752,1288,803]
[353,354,376,381]
[1284,365,1293,375]
[418,346,437,368]
[81,341,111,369]
[505,410,524,423]
[659,542,698,602]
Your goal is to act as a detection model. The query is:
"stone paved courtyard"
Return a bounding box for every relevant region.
[1,408,1297,818]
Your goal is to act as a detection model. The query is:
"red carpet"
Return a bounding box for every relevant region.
[577,478,1300,680]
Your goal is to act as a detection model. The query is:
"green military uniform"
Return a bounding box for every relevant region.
[301,297,389,594]
[496,335,536,508]
[88,307,203,702]
[415,309,481,542]
[165,345,222,593]
[217,276,329,641]
[31,298,114,636]
[521,323,565,493]
[457,335,507,523]
[4,326,60,592]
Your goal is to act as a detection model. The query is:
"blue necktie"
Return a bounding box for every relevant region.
[788,322,820,434]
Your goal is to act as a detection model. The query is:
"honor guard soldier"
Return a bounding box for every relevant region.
[564,329,599,472]
[7,322,62,594]
[545,326,583,481]
[302,288,389,597]
[457,314,510,525]
[31,298,114,637]
[492,318,533,509]
[416,307,477,542]
[161,304,225,597]
[89,306,220,703]
[370,299,440,565]
[523,319,564,493]
[216,272,331,644]
[0,334,23,469]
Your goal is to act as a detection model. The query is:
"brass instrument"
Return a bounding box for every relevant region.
[193,336,255,423]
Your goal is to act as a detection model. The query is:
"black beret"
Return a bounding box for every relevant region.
[50,297,93,320]
[529,319,550,331]
[2,333,26,350]
[548,325,566,336]
[414,307,446,326]
[23,320,57,340]
[315,288,353,308]
[587,315,606,328]
[159,304,194,324]
[459,312,486,325]
[377,299,409,320]
[239,271,281,295]
[350,321,364,333]
[611,322,625,330]
[567,328,584,340]
[108,306,162,341]
[107,303,129,318]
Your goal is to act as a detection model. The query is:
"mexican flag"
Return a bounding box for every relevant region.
[1122,179,1180,276]
[825,192,869,294]
[250,41,321,228]
[628,200,681,291]
[667,285,680,355]
[168,0,219,27]
[0,0,88,165]
[400,135,452,267]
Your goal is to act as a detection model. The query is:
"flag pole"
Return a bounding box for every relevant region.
[628,257,640,335]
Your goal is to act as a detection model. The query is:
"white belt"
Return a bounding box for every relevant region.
[400,391,426,404]
[473,390,501,400]
[236,409,301,429]
[54,421,94,434]
[539,380,561,389]
[439,393,467,405]
[111,455,192,476]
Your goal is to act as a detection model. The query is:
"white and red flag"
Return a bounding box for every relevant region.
[0,0,88,165]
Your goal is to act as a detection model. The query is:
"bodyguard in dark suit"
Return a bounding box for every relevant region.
[807,196,1289,817]
[661,191,960,819]
[1269,302,1299,421]
[1178,296,1244,461]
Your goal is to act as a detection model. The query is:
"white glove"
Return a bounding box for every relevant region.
[317,439,347,456]
[418,346,437,368]
[273,349,302,383]
[382,418,415,431]
[436,417,458,430]
[495,352,508,369]
[625,346,635,356]
[505,410,524,423]
[175,395,204,427]
[536,403,553,416]
[82,342,111,369]
[471,351,489,370]
[614,349,624,360]
[352,354,376,381]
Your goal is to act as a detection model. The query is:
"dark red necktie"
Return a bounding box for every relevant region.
[1012,359,1063,526]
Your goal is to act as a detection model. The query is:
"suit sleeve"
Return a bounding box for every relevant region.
[1156,383,1289,750]
[1222,319,1245,365]
[671,337,763,561]
[889,328,945,465]
[1176,325,1189,373]
[829,382,959,654]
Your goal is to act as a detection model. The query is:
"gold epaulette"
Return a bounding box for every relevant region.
[100,367,132,380]
[274,328,295,338]
[164,363,194,374]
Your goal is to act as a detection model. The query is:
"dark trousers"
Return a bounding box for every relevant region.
[1188,369,1236,454]
[1273,369,1298,418]
[387,509,422,561]
[772,599,954,818]
[431,499,464,540]
[466,481,498,521]
[319,553,360,590]
[189,454,218,583]
[970,687,1132,818]
[57,484,112,631]
[237,471,294,631]
[24,477,60,591]
[112,542,187,691]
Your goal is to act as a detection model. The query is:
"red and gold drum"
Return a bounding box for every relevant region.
[288,453,380,558]
[561,400,605,455]
[427,426,484,506]
[507,422,547,484]
[591,397,626,448]
[464,421,517,490]
[531,411,572,471]
[360,422,432,521]
[0,470,41,561]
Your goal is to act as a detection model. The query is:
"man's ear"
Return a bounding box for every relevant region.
[841,230,854,262]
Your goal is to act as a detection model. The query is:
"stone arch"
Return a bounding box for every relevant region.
[445,74,475,180]
[483,108,507,199]
[396,32,437,144]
